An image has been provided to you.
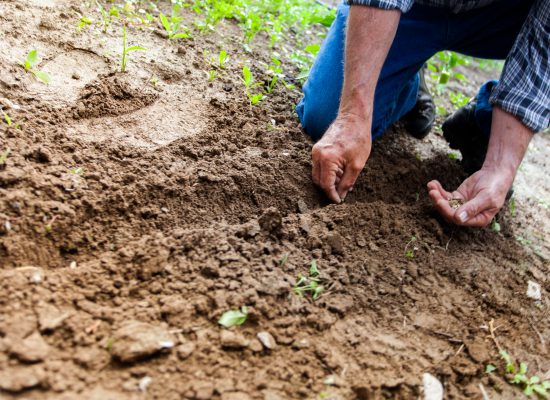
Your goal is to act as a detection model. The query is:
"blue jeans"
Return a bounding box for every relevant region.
[296,0,532,142]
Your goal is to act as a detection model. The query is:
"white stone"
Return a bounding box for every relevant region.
[423,373,443,400]
[527,280,541,301]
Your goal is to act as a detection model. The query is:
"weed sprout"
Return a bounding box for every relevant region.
[19,50,50,84]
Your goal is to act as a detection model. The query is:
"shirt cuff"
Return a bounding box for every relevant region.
[344,0,414,13]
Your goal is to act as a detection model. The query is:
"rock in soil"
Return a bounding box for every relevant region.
[257,331,277,350]
[220,330,249,349]
[110,320,175,363]
[221,392,253,400]
[0,366,45,392]
[10,331,50,362]
[176,340,196,360]
[37,303,71,332]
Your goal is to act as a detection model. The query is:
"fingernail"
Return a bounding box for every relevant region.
[459,211,468,222]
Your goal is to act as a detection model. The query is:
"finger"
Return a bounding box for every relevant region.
[427,180,454,200]
[312,154,320,186]
[429,191,456,222]
[337,161,362,201]
[454,195,496,227]
[319,162,341,203]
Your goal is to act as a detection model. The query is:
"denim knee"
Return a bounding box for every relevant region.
[296,96,336,142]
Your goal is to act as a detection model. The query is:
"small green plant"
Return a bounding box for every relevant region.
[279,253,289,267]
[95,1,119,32]
[0,149,10,165]
[120,26,146,73]
[242,66,254,89]
[218,50,229,69]
[294,260,324,300]
[206,69,217,82]
[3,112,12,126]
[19,50,50,84]
[2,112,19,128]
[509,197,517,217]
[69,167,85,176]
[499,350,550,397]
[159,5,190,40]
[404,235,417,258]
[218,306,248,328]
[247,92,264,105]
[77,15,93,31]
[448,152,460,160]
[490,219,501,232]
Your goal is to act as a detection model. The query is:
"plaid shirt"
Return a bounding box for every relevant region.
[345,0,550,132]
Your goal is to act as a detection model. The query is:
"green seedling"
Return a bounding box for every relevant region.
[509,197,517,217]
[404,235,417,258]
[242,66,254,89]
[279,253,289,267]
[218,306,248,328]
[120,26,146,73]
[206,69,217,82]
[490,219,501,232]
[19,50,50,84]
[485,364,496,374]
[159,5,190,40]
[3,112,19,128]
[247,92,264,106]
[95,0,119,32]
[69,167,85,176]
[0,149,10,165]
[3,112,12,126]
[105,337,114,351]
[218,50,229,69]
[44,215,57,234]
[448,152,460,160]
[498,350,550,397]
[150,75,159,87]
[77,15,93,31]
[294,260,324,300]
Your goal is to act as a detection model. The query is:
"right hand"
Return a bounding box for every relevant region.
[311,114,372,203]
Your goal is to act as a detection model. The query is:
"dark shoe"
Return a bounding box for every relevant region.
[401,67,436,139]
[442,99,514,200]
[441,97,488,175]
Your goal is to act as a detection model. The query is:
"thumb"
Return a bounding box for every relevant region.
[336,164,361,201]
[454,194,491,227]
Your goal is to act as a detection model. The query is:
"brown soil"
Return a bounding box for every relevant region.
[0,1,548,399]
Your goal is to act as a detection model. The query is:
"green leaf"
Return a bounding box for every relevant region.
[218,307,248,328]
[304,43,320,55]
[485,364,496,374]
[439,70,450,85]
[309,260,319,276]
[27,49,39,68]
[159,13,171,34]
[3,112,12,126]
[125,46,147,52]
[172,33,189,39]
[242,66,252,87]
[32,70,50,84]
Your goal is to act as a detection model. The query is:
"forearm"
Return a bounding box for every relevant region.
[482,107,534,182]
[338,6,401,122]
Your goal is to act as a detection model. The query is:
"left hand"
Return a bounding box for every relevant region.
[427,167,513,227]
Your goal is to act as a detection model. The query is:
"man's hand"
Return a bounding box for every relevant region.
[427,167,512,227]
[312,115,372,203]
[310,6,401,203]
[428,107,533,227]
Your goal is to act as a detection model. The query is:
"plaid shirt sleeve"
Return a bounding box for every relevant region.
[489,0,550,132]
[344,0,415,13]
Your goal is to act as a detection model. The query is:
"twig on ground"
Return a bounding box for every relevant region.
[487,319,503,353]
[527,316,547,353]
[479,383,491,400]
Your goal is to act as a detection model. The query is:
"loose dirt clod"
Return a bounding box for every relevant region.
[110,321,175,363]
